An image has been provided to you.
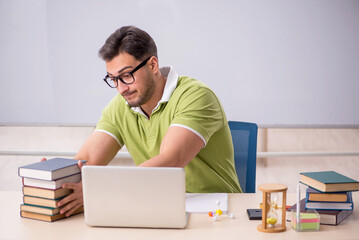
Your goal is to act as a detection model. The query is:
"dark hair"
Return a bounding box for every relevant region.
[98,26,158,62]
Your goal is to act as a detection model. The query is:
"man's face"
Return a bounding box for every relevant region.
[106,52,156,108]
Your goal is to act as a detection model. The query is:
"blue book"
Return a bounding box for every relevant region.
[305,191,353,211]
[18,158,86,181]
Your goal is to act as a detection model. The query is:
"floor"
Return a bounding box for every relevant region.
[1,126,358,193]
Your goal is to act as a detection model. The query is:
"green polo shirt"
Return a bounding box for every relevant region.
[96,67,241,193]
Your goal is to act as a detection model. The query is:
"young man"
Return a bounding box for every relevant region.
[58,26,241,217]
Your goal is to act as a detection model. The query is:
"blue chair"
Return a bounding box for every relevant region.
[228,121,258,193]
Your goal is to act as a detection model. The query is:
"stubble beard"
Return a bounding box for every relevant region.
[126,75,156,108]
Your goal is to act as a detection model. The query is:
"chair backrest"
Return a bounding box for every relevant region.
[228,121,258,193]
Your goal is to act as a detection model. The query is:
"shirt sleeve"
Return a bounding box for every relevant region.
[170,83,227,145]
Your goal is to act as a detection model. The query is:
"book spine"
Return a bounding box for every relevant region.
[305,204,353,211]
[306,188,310,201]
[348,192,353,203]
[22,184,63,191]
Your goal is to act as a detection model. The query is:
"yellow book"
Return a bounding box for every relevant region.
[307,187,348,202]
[23,196,61,208]
[23,186,72,199]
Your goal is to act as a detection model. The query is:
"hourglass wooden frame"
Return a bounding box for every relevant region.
[257,183,288,233]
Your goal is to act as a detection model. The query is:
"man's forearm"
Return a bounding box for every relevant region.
[74,131,121,165]
[139,154,186,167]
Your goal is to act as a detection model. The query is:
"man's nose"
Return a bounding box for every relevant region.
[116,81,129,94]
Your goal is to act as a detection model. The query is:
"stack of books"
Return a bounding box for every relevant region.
[288,171,359,226]
[18,158,86,222]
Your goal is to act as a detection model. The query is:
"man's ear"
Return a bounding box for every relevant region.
[149,56,159,73]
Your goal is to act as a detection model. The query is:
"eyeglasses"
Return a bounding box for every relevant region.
[103,56,152,88]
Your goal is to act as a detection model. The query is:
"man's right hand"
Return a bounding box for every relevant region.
[57,180,84,217]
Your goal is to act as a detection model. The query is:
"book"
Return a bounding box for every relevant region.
[20,206,84,222]
[23,195,63,208]
[306,187,349,202]
[300,171,359,192]
[20,204,60,215]
[247,209,262,220]
[19,158,86,181]
[305,192,353,211]
[23,173,81,190]
[23,186,72,199]
[287,199,353,225]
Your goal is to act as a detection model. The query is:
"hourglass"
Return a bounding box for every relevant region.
[257,183,287,233]
[266,193,279,227]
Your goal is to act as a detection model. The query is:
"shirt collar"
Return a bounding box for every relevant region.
[130,66,178,117]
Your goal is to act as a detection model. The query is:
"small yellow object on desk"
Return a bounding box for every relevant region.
[267,217,278,225]
[208,200,235,221]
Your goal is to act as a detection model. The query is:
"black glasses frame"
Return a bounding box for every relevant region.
[103,56,152,88]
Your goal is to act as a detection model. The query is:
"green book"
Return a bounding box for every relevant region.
[300,171,359,192]
[21,204,60,216]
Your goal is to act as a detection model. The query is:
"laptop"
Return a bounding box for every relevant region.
[82,166,188,228]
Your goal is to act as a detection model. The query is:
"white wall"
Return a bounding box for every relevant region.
[1,0,359,126]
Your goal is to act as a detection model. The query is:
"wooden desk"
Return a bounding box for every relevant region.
[1,191,358,240]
